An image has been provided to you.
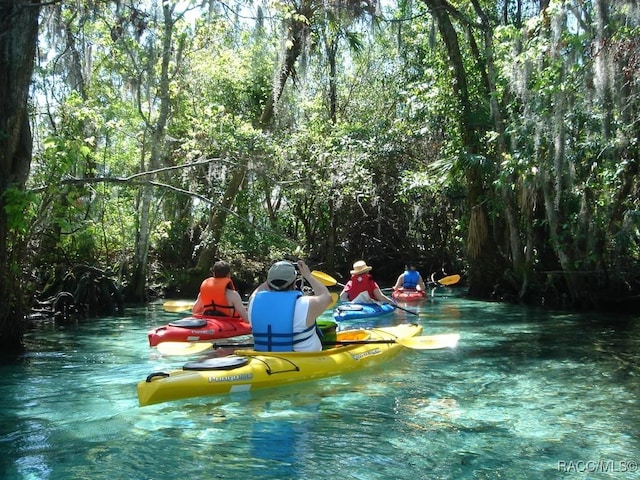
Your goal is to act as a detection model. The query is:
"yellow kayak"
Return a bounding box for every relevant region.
[137,323,423,406]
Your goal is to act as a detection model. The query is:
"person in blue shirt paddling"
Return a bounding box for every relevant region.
[393,262,427,292]
[248,260,332,352]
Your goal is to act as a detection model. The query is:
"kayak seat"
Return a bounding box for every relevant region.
[168,318,209,329]
[337,304,364,312]
[338,330,370,341]
[183,355,249,371]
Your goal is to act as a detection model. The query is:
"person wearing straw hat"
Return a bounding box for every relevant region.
[248,259,332,352]
[339,260,396,304]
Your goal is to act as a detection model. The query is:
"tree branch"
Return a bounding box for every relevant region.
[29,157,298,245]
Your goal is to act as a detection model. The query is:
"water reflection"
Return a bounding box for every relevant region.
[0,293,638,479]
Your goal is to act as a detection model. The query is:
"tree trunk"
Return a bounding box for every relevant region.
[421,0,501,298]
[195,2,313,271]
[0,1,41,354]
[539,9,585,305]
[472,0,528,298]
[324,195,337,272]
[195,157,248,271]
[593,0,613,139]
[327,38,338,124]
[130,3,175,302]
[258,0,312,129]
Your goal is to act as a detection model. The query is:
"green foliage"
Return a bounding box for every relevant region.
[2,187,36,235]
[17,0,640,308]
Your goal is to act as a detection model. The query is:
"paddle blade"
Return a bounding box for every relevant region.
[398,333,460,350]
[438,275,461,286]
[328,292,340,309]
[311,270,338,287]
[156,341,212,356]
[162,300,195,313]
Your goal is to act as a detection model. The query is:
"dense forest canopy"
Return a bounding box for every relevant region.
[1,0,640,352]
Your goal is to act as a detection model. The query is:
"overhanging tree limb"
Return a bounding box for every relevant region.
[33,172,298,246]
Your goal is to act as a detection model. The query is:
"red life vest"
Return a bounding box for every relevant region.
[194,277,240,318]
[343,274,379,301]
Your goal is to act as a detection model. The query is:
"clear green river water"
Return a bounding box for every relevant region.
[1,288,639,480]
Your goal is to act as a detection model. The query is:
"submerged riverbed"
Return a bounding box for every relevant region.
[1,290,639,479]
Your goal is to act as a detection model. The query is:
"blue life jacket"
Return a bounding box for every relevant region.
[403,270,420,289]
[251,290,316,351]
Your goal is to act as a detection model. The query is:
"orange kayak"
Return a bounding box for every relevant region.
[391,289,427,302]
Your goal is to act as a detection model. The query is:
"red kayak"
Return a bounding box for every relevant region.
[391,289,427,302]
[148,315,251,347]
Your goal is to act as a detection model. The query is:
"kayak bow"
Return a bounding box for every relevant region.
[147,314,252,347]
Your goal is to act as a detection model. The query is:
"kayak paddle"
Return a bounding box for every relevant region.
[311,270,345,287]
[162,300,195,313]
[156,333,460,356]
[437,274,461,286]
[156,341,217,355]
[388,303,419,316]
[328,292,340,309]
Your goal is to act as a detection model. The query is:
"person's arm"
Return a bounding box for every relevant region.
[339,280,351,301]
[297,260,332,326]
[393,273,404,290]
[373,286,396,304]
[192,293,204,315]
[227,290,249,321]
[417,274,427,291]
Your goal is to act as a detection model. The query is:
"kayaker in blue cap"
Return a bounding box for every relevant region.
[248,259,332,352]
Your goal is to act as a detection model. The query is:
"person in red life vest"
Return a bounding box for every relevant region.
[339,260,396,304]
[393,261,427,292]
[192,260,248,321]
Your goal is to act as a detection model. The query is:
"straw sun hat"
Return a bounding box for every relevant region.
[350,260,373,275]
